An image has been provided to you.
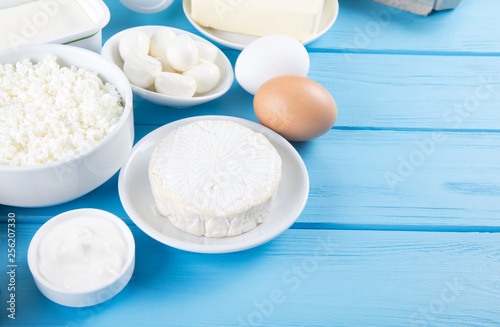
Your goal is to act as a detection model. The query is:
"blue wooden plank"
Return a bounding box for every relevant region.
[0,1,499,326]
[102,0,500,55]
[4,126,500,230]
[318,0,500,54]
[313,54,500,130]
[2,224,500,326]
[128,52,500,130]
[297,129,500,229]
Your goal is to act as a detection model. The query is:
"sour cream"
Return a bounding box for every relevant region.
[36,215,129,292]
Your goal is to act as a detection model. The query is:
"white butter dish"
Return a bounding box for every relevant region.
[0,0,110,52]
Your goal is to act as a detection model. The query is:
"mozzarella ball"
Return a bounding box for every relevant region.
[155,57,176,73]
[194,41,218,63]
[166,34,198,72]
[119,29,150,61]
[149,27,176,58]
[155,72,196,98]
[123,53,162,89]
[182,60,220,95]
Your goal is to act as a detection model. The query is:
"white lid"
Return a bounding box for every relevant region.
[119,0,174,14]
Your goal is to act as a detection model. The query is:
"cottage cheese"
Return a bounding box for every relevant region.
[0,56,124,166]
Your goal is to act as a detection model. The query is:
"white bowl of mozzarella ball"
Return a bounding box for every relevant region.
[101,25,234,108]
[0,44,134,207]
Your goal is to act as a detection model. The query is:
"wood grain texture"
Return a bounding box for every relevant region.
[4,126,499,230]
[315,0,500,54]
[1,1,499,326]
[102,0,500,55]
[2,225,500,327]
[128,51,500,130]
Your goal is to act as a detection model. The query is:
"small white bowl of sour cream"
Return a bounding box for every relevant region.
[27,209,135,307]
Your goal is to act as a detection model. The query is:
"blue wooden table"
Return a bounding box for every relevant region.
[2,0,500,326]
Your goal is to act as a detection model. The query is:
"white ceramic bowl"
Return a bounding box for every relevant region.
[28,209,135,307]
[0,44,134,207]
[101,25,234,108]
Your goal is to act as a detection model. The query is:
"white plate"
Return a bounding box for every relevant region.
[118,115,309,253]
[101,26,233,108]
[182,0,339,50]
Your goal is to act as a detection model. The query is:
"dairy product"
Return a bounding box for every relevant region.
[182,60,220,95]
[119,28,150,61]
[123,52,162,89]
[155,57,176,73]
[149,27,176,58]
[190,0,325,41]
[148,120,282,237]
[0,0,94,51]
[36,215,129,292]
[166,34,199,72]
[0,56,124,166]
[155,72,196,97]
[194,41,218,63]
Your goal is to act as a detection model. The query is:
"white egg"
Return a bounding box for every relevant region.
[235,34,310,95]
[155,72,197,97]
[119,29,150,61]
[155,57,176,73]
[166,34,199,72]
[194,41,218,63]
[182,60,221,95]
[149,27,176,58]
[123,53,162,89]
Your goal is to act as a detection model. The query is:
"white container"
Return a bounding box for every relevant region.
[28,209,135,307]
[0,0,110,52]
[0,44,134,207]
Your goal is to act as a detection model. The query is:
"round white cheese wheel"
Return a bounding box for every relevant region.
[148,120,282,237]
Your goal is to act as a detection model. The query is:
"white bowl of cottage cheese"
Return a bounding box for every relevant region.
[0,44,134,207]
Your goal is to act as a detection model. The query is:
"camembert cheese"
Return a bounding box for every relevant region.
[148,120,282,237]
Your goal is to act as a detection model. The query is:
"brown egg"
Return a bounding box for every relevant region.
[253,75,337,141]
